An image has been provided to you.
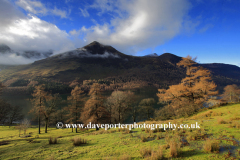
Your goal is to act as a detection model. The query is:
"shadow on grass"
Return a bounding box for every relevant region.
[180,149,206,158]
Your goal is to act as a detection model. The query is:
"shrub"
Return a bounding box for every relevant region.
[140,134,147,142]
[203,139,219,153]
[49,137,57,144]
[217,118,227,124]
[169,139,181,158]
[186,132,198,141]
[72,137,87,146]
[230,121,240,129]
[140,146,152,158]
[150,146,165,160]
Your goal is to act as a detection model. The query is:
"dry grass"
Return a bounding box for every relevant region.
[217,118,227,124]
[119,154,131,160]
[72,137,87,146]
[49,137,57,144]
[140,146,152,158]
[152,145,165,160]
[169,139,181,158]
[229,121,240,129]
[140,134,147,142]
[203,139,220,153]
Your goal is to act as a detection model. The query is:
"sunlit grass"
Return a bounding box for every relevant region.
[0,104,239,159]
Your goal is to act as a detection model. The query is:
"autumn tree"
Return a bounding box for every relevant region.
[30,85,49,134]
[64,85,85,133]
[50,108,67,128]
[221,84,240,103]
[106,90,134,123]
[81,83,110,130]
[157,56,218,118]
[42,93,62,133]
[138,98,155,120]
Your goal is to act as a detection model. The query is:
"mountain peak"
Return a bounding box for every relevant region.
[0,44,11,53]
[144,53,158,57]
[84,41,106,49]
[158,53,182,64]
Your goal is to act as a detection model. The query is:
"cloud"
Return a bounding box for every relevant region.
[0,53,34,65]
[0,0,75,64]
[199,24,214,33]
[79,8,90,17]
[74,0,193,54]
[52,7,68,18]
[16,0,47,15]
[16,0,69,18]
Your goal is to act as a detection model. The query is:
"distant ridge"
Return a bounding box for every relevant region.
[158,53,182,64]
[0,41,240,93]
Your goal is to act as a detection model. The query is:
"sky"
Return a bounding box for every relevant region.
[0,0,239,66]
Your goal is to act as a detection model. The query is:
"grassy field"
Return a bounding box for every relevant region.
[0,104,240,160]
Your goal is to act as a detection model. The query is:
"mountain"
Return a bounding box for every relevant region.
[144,53,158,57]
[0,44,53,59]
[0,44,11,53]
[0,41,239,93]
[52,41,127,59]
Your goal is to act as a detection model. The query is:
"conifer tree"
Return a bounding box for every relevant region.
[65,85,85,133]
[157,56,218,118]
[30,85,48,134]
[31,85,61,133]
[81,83,110,130]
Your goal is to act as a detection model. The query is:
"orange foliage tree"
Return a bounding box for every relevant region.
[81,83,110,130]
[64,85,85,133]
[157,56,218,118]
[31,85,62,133]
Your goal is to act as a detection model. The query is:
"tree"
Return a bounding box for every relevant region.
[106,90,134,123]
[30,85,48,134]
[16,119,30,137]
[81,83,110,130]
[221,84,240,103]
[157,56,218,118]
[42,93,62,133]
[0,99,11,124]
[0,82,4,95]
[138,98,155,120]
[8,105,24,127]
[65,85,85,133]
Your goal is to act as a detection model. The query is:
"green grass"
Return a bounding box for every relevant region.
[0,104,240,159]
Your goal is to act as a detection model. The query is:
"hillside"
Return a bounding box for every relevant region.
[0,103,239,159]
[0,41,240,93]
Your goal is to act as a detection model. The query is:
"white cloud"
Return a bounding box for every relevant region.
[74,0,193,54]
[0,53,34,65]
[199,24,214,33]
[52,7,68,18]
[79,8,90,17]
[16,0,47,15]
[0,0,75,64]
[16,0,69,18]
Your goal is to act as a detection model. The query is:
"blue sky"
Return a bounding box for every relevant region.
[0,0,239,66]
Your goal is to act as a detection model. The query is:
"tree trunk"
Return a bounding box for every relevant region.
[118,107,121,123]
[38,97,41,134]
[45,117,48,133]
[75,101,78,133]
